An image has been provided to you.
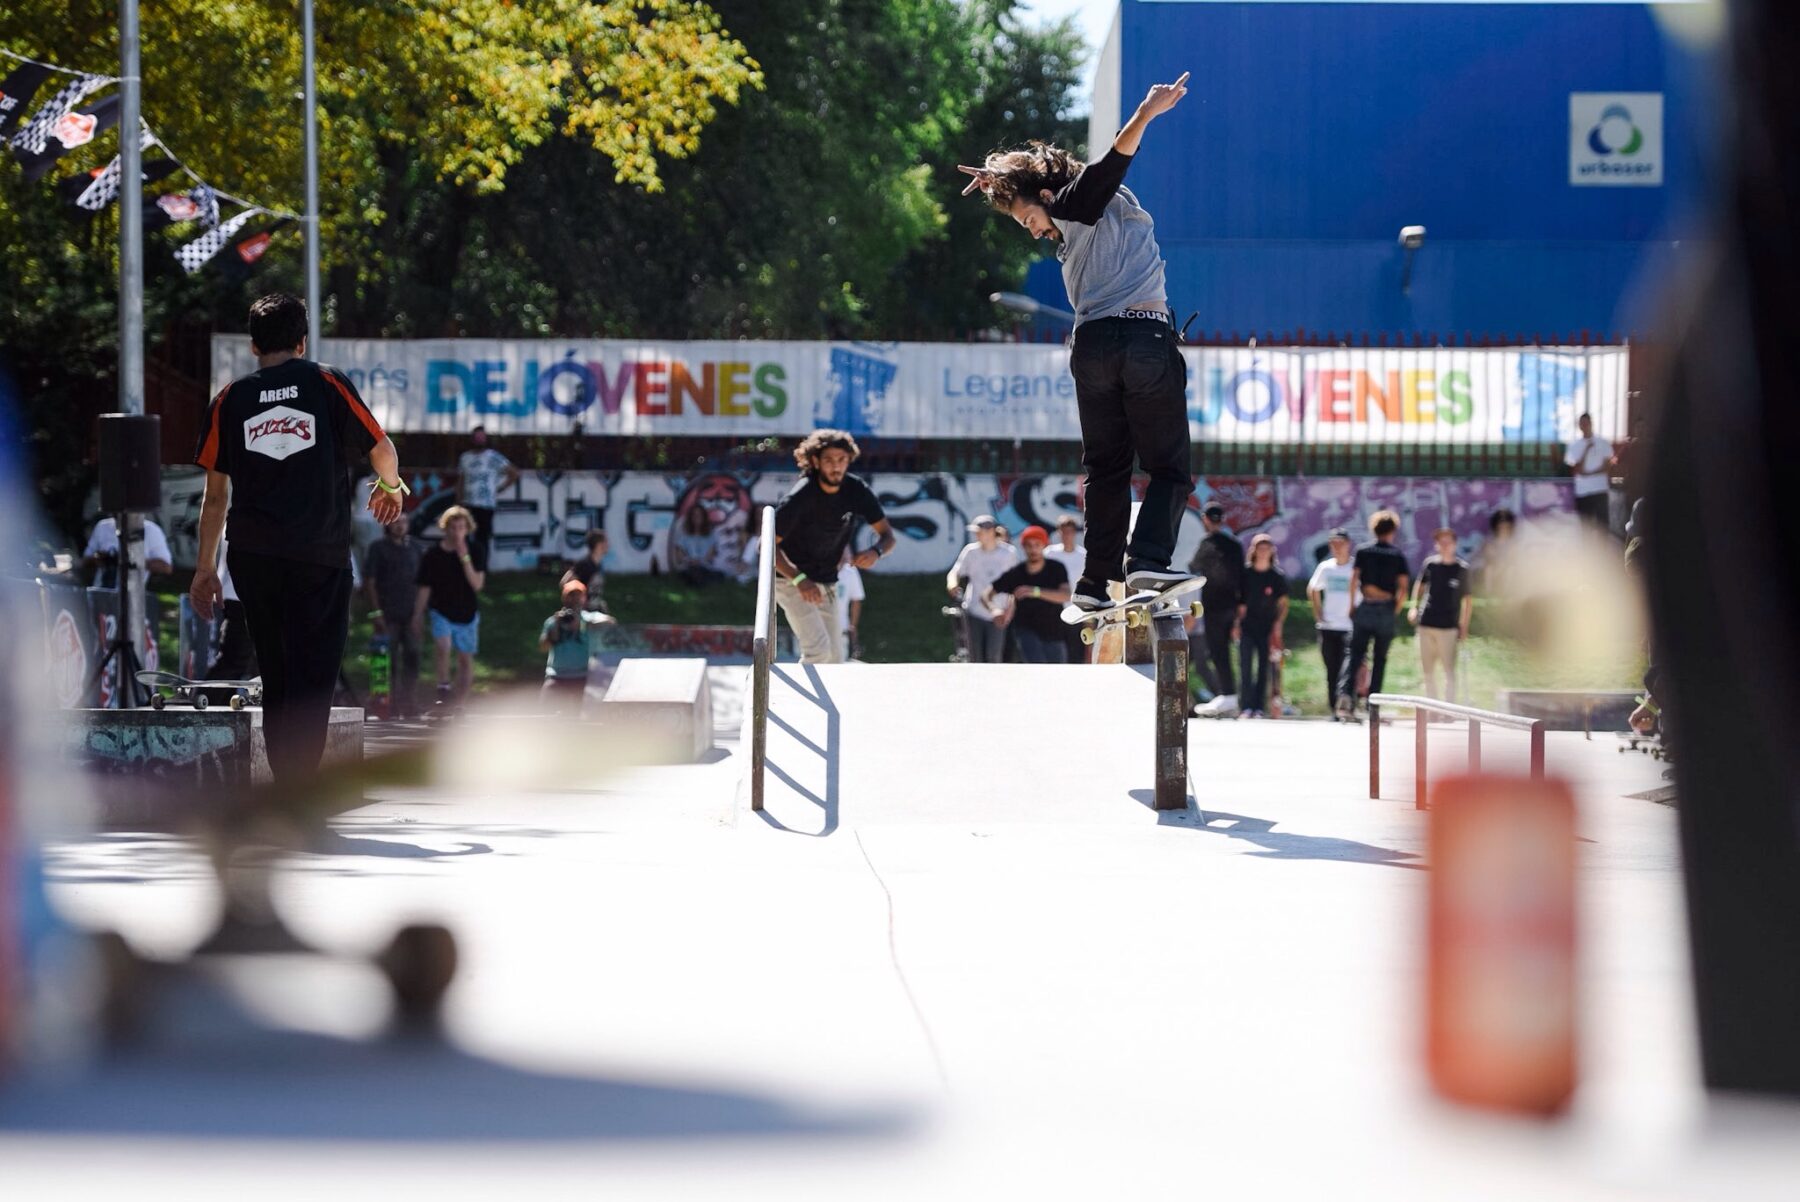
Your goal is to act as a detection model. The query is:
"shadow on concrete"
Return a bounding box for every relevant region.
[754,665,838,838]
[1132,792,1422,870]
[301,831,494,861]
[0,1018,910,1143]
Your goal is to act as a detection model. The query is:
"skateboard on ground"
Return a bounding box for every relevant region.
[1061,575,1205,646]
[136,669,263,711]
[1617,729,1669,760]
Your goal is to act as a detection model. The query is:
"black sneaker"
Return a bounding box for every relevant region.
[1125,562,1193,593]
[1069,578,1112,613]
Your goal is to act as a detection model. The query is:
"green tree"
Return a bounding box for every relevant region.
[1,0,760,532]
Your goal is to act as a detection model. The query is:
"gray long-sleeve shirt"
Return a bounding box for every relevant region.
[1048,148,1169,326]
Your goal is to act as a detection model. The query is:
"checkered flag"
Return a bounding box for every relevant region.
[190,181,219,228]
[174,206,261,273]
[72,126,157,211]
[9,73,106,155]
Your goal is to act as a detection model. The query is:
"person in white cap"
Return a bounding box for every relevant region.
[946,514,1019,663]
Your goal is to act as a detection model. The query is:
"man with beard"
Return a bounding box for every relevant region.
[983,525,1074,663]
[771,430,897,664]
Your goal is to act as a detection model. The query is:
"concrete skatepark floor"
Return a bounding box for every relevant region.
[7,665,1796,1199]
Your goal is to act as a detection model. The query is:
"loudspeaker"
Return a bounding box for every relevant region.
[97,414,164,514]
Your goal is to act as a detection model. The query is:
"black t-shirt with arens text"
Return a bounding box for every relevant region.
[193,357,385,568]
[774,472,886,584]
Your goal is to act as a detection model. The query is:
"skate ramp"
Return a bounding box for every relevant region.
[751,663,1172,833]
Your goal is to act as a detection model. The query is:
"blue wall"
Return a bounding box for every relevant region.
[1032,2,1718,339]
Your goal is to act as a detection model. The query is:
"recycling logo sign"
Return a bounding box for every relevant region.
[1570,93,1662,187]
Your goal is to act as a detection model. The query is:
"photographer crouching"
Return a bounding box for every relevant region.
[539,579,613,714]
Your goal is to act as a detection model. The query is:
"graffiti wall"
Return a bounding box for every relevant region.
[131,467,1576,582]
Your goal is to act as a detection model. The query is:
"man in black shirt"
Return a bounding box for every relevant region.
[364,516,423,718]
[1188,501,1245,705]
[191,293,404,781]
[412,506,488,707]
[1336,509,1412,721]
[983,525,1074,663]
[772,430,897,664]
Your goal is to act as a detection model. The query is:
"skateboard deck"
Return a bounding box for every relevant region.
[136,670,263,711]
[1061,576,1205,646]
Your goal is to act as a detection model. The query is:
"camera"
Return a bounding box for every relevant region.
[552,606,581,639]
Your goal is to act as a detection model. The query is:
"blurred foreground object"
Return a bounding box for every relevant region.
[1643,0,1800,1095]
[1427,774,1576,1116]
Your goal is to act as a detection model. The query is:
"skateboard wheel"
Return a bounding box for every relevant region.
[379,923,458,1030]
[229,694,245,711]
[1126,610,1145,629]
[193,693,208,710]
[150,694,164,711]
[1080,627,1096,646]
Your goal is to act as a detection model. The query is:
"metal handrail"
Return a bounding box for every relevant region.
[749,505,777,811]
[1366,692,1545,811]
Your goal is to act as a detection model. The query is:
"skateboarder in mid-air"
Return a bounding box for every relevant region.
[959,70,1194,616]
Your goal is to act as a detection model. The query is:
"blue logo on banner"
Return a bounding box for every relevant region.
[1508,353,1586,442]
[824,345,897,435]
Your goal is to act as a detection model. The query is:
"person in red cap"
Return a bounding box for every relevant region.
[982,525,1074,663]
[538,578,613,714]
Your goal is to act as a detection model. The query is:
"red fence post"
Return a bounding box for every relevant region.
[1369,702,1381,799]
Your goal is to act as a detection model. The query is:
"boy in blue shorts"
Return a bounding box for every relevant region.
[413,505,486,708]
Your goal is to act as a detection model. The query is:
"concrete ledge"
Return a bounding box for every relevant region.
[66,706,364,825]
[1497,688,1639,731]
[599,658,713,763]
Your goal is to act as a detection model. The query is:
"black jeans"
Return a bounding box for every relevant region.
[1070,317,1193,584]
[1239,625,1274,712]
[1338,604,1397,704]
[1201,606,1236,695]
[228,547,353,783]
[205,599,259,681]
[1575,491,1610,528]
[1318,628,1349,709]
[467,504,497,559]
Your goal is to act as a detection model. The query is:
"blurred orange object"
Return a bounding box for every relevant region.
[1427,773,1577,1115]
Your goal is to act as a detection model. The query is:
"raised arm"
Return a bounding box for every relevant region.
[1112,72,1189,157]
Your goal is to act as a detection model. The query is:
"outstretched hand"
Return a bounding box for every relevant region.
[956,163,996,197]
[1140,71,1189,118]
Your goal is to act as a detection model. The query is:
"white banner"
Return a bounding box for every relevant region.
[212,336,1627,444]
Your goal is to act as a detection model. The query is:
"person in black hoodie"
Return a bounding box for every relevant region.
[1188,500,1245,709]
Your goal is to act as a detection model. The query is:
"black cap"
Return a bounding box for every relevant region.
[1328,527,1351,541]
[1202,501,1225,520]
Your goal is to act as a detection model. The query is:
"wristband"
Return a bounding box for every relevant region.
[792,573,808,585]
[460,554,472,565]
[370,609,383,617]
[1031,586,1041,599]
[374,477,410,496]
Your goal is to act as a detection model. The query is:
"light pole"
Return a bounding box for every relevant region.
[989,291,1077,325]
[302,0,321,351]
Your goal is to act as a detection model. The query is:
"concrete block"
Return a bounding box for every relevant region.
[1497,689,1639,731]
[599,658,713,763]
[67,706,364,825]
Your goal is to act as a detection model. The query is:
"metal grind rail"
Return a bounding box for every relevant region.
[750,505,777,812]
[1367,693,1545,810]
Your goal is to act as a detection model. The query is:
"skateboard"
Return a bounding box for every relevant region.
[1061,575,1205,646]
[136,670,262,711]
[1617,730,1669,760]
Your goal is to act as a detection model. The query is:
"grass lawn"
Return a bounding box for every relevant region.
[155,573,1642,716]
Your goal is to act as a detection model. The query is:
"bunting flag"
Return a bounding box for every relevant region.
[144,186,206,231]
[0,61,52,140]
[189,181,220,229]
[9,72,107,155]
[220,216,294,282]
[14,91,118,182]
[175,206,261,273]
[56,127,172,211]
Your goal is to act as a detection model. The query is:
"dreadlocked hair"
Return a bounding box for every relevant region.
[980,141,1084,211]
[792,428,861,471]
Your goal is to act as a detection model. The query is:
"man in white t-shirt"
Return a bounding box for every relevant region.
[83,515,174,592]
[456,425,518,558]
[1306,528,1355,720]
[836,549,866,660]
[946,514,1019,663]
[1565,412,1616,529]
[1043,513,1088,662]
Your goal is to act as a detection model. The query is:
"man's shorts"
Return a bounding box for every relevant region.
[428,609,481,654]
